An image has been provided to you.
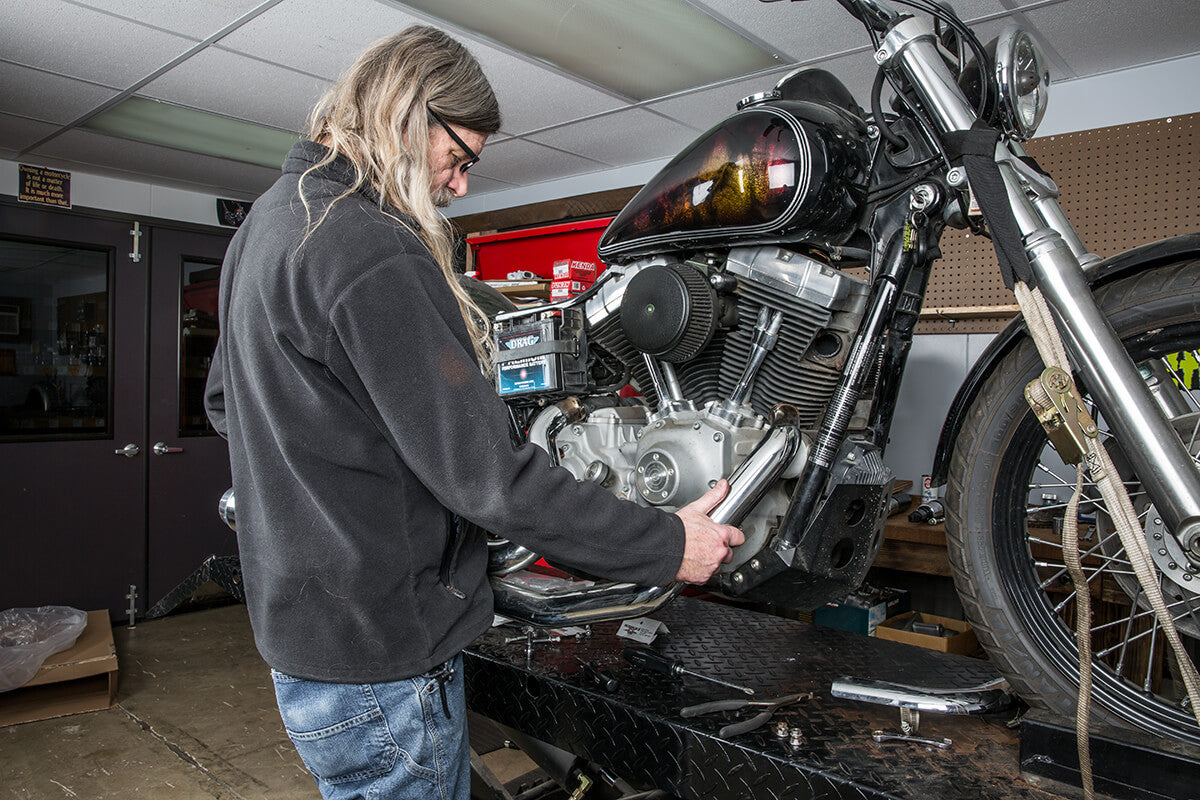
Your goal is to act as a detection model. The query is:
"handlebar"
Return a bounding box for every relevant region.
[836,0,900,32]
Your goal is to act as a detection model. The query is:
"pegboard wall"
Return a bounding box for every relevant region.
[920,112,1200,334]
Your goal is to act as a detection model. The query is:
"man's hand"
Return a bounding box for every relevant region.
[673,480,746,584]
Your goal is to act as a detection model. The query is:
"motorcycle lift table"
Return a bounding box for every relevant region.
[463,595,1195,800]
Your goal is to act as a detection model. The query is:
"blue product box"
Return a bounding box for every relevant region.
[813,586,911,636]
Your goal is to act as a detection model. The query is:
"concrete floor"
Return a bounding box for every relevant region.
[0,603,538,800]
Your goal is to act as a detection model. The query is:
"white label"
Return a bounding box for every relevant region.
[617,617,670,644]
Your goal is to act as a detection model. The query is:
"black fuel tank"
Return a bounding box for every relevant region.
[597,101,870,263]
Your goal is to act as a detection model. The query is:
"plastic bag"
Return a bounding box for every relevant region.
[0,606,88,692]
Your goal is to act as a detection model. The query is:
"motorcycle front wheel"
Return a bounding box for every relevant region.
[947,260,1200,745]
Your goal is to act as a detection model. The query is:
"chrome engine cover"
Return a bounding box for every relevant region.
[537,401,803,574]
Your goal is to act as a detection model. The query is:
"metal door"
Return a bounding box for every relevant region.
[0,202,147,615]
[146,226,234,606]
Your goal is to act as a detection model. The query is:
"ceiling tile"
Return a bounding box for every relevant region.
[215,0,425,80]
[690,0,880,63]
[645,67,795,130]
[0,0,196,86]
[217,0,625,134]
[142,48,327,132]
[28,128,279,197]
[1023,0,1200,78]
[470,139,607,185]
[527,109,700,167]
[458,46,626,135]
[70,0,266,40]
[0,112,61,160]
[0,62,122,125]
[688,0,1022,65]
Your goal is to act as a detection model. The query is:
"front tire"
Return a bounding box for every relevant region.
[947,260,1200,745]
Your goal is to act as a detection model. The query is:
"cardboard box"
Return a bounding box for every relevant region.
[552,259,598,282]
[549,278,592,300]
[875,611,978,655]
[813,587,910,636]
[0,610,118,727]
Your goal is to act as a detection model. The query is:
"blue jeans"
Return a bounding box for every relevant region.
[271,654,468,800]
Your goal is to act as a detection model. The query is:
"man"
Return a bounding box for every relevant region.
[205,25,743,800]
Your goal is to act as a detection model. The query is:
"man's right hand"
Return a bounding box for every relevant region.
[673,480,746,584]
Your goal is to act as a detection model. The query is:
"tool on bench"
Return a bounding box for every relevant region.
[622,646,755,695]
[832,675,1011,750]
[503,628,562,659]
[872,731,952,748]
[576,657,619,692]
[682,692,814,738]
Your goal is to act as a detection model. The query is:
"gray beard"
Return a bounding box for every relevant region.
[432,187,454,208]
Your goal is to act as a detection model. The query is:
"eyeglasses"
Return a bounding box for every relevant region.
[428,109,479,174]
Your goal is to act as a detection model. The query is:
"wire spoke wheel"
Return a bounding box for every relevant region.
[946,262,1200,744]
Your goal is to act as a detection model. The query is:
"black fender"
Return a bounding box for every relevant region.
[930,232,1200,486]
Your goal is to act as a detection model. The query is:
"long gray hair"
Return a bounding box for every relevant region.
[303,26,502,367]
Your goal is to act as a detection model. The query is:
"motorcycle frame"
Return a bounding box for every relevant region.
[876,10,1200,557]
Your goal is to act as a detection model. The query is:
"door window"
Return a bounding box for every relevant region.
[179,259,221,436]
[0,238,112,440]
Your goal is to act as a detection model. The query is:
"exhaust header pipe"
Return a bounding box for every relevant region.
[490,407,802,627]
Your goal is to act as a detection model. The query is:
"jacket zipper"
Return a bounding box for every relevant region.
[439,511,467,600]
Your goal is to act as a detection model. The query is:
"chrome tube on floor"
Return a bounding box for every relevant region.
[219,488,236,532]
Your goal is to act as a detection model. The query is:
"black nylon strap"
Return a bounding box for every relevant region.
[495,339,576,363]
[945,124,1035,290]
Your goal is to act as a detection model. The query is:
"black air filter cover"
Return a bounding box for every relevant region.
[619,263,717,363]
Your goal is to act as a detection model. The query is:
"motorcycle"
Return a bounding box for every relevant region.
[467,0,1200,746]
[214,0,1200,747]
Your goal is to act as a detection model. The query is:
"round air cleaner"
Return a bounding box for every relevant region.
[619,263,717,363]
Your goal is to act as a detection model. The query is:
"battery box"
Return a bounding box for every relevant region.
[493,309,586,398]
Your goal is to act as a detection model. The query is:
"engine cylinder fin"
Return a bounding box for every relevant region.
[590,255,858,429]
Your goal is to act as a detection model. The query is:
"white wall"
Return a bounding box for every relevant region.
[0,160,228,228]
[883,333,998,494]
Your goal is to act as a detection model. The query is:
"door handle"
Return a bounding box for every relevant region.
[115,443,140,457]
[153,442,184,455]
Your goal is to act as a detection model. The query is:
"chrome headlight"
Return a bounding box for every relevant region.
[995,27,1050,139]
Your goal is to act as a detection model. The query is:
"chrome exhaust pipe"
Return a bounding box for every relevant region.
[490,577,686,627]
[490,406,802,627]
[708,405,803,525]
[488,539,541,575]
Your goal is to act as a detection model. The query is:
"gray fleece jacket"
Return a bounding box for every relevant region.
[204,141,684,683]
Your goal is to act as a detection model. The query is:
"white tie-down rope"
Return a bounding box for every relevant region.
[1060,468,1093,798]
[1015,282,1200,797]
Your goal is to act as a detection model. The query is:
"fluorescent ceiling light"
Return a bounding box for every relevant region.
[81,96,298,169]
[399,0,780,101]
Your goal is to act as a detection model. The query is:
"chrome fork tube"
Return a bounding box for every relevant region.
[998,164,1200,557]
[879,16,1200,557]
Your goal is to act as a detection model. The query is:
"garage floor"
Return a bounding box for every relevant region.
[0,603,540,799]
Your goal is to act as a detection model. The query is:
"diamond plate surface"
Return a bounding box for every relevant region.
[465,596,1058,800]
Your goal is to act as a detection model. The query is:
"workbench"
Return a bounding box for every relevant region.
[464,595,1058,800]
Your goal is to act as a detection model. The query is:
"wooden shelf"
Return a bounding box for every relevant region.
[486,279,551,301]
[875,517,951,577]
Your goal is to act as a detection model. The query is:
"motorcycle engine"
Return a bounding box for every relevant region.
[527,244,870,574]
